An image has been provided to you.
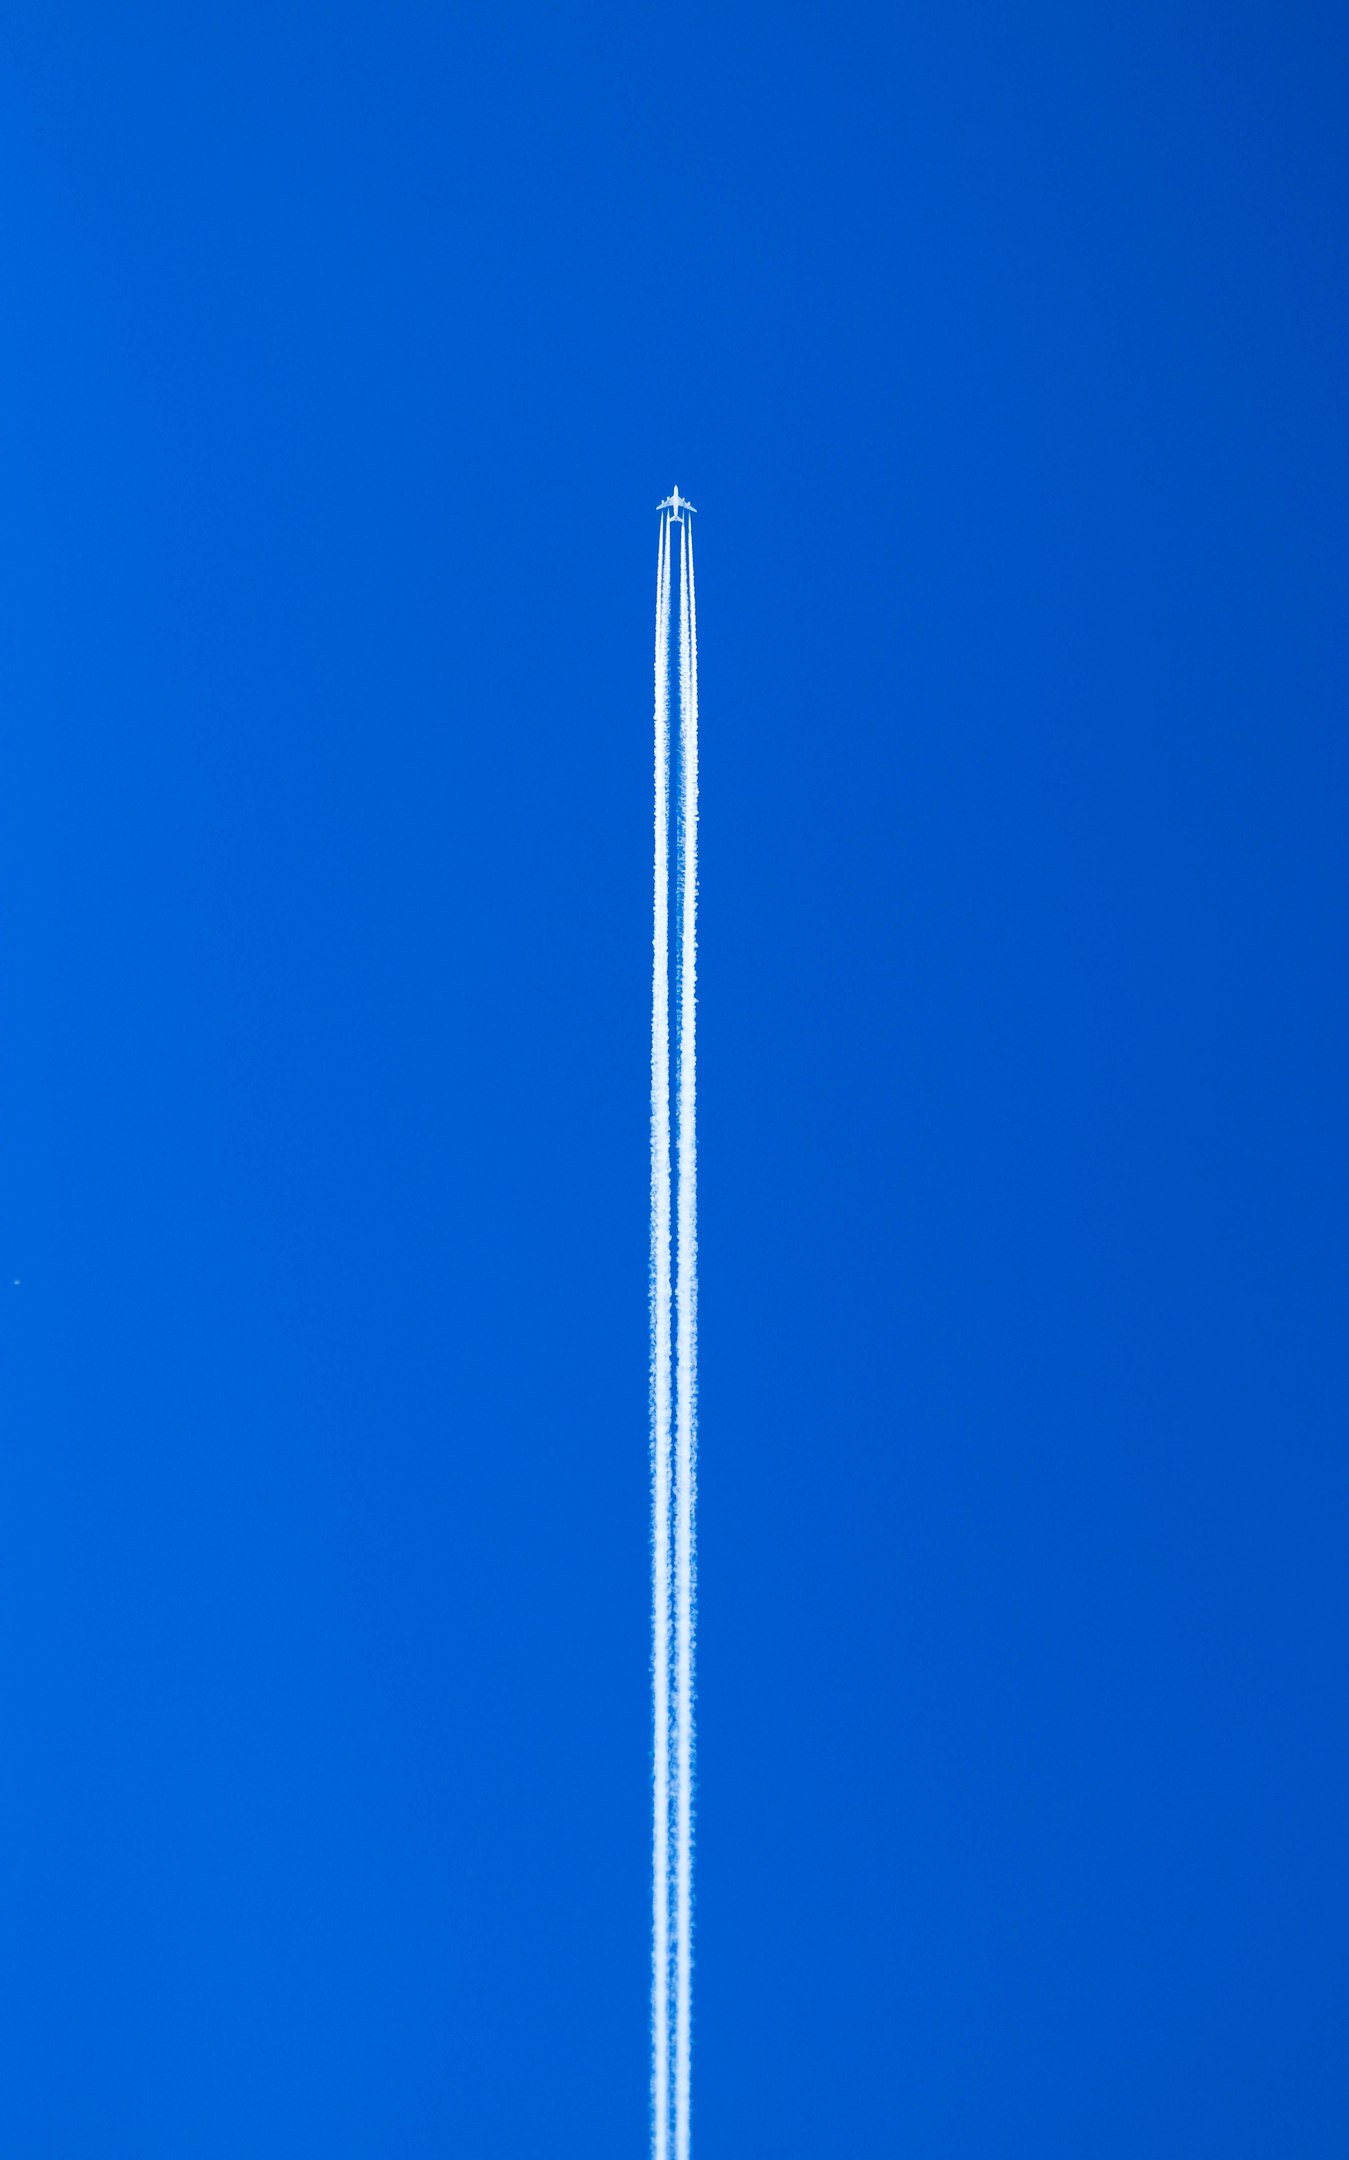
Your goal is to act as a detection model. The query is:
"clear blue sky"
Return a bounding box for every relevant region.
[2,4,1347,2152]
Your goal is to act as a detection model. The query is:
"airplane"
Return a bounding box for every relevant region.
[658,487,697,524]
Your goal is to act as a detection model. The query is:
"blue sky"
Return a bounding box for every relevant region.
[1,3,1347,2152]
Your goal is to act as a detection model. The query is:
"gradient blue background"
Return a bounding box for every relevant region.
[2,4,1347,2152]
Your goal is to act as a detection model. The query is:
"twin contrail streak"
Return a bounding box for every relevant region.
[650,510,673,2160]
[652,497,699,2160]
[674,514,698,2160]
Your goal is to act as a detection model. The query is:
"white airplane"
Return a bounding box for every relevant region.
[658,487,697,524]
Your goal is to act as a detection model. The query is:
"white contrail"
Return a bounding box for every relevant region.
[673,513,699,2160]
[652,499,701,2160]
[650,509,674,2160]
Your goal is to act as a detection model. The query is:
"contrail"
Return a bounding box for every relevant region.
[650,509,674,2160]
[673,512,699,2160]
[651,492,699,2160]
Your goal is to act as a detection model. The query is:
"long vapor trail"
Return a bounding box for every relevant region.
[651,491,699,2160]
[650,509,674,2160]
[673,513,699,2160]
